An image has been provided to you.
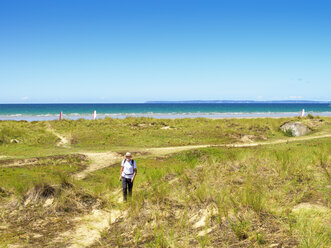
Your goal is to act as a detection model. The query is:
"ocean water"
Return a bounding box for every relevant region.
[0,103,330,121]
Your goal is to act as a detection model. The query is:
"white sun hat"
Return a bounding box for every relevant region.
[125,152,132,157]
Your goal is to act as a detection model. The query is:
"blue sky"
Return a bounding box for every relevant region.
[0,0,330,103]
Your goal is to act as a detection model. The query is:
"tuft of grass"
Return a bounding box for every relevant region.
[241,183,265,214]
[229,216,250,240]
[291,206,331,248]
[196,235,210,248]
[255,232,266,245]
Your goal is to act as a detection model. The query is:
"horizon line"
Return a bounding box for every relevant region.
[0,100,330,104]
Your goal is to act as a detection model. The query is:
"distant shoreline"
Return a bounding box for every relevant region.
[146,100,331,104]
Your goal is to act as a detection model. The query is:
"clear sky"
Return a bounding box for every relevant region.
[0,0,330,103]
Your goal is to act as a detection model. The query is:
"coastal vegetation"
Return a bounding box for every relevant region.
[0,116,330,247]
[0,116,329,157]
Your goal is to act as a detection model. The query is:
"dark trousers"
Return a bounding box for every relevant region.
[122,177,133,201]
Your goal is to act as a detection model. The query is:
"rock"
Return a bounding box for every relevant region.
[0,225,8,230]
[138,123,147,127]
[240,135,255,143]
[10,139,20,143]
[197,227,215,236]
[32,233,43,238]
[280,122,311,137]
[7,245,23,248]
[43,198,54,207]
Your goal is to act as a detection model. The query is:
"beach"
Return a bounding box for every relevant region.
[1,103,330,121]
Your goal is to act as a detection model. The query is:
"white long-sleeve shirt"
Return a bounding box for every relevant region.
[121,159,137,179]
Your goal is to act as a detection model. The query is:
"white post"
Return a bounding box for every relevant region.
[301,109,305,118]
[93,110,96,120]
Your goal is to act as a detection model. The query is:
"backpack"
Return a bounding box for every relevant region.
[122,159,135,175]
[123,159,135,166]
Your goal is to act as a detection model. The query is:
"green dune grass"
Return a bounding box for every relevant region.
[1,116,330,157]
[0,116,330,247]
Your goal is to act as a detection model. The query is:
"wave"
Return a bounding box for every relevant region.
[6,114,23,117]
[1,111,331,121]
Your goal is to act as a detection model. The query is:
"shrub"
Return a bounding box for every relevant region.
[307,113,314,119]
[0,127,24,144]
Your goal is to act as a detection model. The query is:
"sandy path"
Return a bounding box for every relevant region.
[46,123,70,148]
[74,151,123,180]
[1,133,329,171]
[146,133,331,156]
[224,133,331,147]
[56,134,70,147]
[2,133,329,171]
[52,208,126,248]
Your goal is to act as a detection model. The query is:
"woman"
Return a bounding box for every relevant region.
[119,152,137,201]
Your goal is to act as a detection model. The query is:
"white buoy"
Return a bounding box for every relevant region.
[93,110,96,120]
[301,109,305,118]
[59,111,62,120]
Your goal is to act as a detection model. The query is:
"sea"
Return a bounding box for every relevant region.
[0,103,330,121]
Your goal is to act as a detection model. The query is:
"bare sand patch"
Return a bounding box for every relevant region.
[292,203,329,213]
[160,126,172,130]
[53,209,125,248]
